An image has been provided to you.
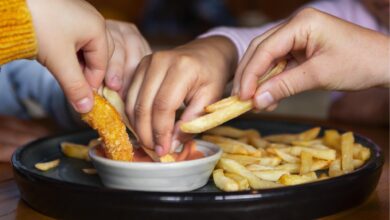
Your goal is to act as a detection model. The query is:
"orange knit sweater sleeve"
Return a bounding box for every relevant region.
[0,0,37,65]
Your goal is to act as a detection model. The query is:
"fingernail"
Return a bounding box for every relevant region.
[155,145,164,156]
[74,97,92,113]
[255,91,274,109]
[170,140,181,153]
[111,75,122,87]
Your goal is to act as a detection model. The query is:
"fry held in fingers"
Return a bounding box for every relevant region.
[180,60,287,134]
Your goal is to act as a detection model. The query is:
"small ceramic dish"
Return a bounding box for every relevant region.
[89,140,222,192]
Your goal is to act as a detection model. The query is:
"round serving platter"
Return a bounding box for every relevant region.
[12,119,384,220]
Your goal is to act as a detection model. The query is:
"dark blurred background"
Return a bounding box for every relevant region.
[87,0,311,47]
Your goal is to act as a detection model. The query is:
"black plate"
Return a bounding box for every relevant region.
[12,119,384,220]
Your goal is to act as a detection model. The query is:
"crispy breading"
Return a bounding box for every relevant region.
[82,93,133,161]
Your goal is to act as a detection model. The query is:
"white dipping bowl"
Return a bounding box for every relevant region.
[89,140,222,192]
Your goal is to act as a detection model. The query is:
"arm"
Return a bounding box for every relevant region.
[1,0,115,114]
[0,0,37,64]
[235,8,390,110]
[200,0,386,62]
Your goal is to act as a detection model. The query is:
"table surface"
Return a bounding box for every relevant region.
[0,116,388,220]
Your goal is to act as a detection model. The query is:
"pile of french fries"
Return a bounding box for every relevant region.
[206,126,371,192]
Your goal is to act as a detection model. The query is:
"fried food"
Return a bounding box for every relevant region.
[82,93,133,161]
[61,142,89,160]
[35,159,60,171]
[208,126,371,192]
[180,60,287,134]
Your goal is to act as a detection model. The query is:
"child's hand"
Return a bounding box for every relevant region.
[233,8,390,110]
[104,20,151,97]
[27,0,115,113]
[125,36,237,155]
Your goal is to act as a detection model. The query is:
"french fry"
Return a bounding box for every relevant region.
[298,127,321,141]
[206,126,246,138]
[353,159,365,169]
[329,159,344,177]
[269,143,290,148]
[291,139,322,147]
[35,159,60,171]
[275,163,300,174]
[323,129,341,150]
[160,154,176,163]
[205,96,240,113]
[288,146,336,160]
[246,164,274,171]
[182,100,253,134]
[273,148,300,163]
[264,127,320,144]
[248,137,269,149]
[310,144,331,150]
[61,142,89,160]
[237,136,250,144]
[311,160,330,171]
[353,144,371,161]
[252,170,289,181]
[341,132,354,172]
[203,135,261,156]
[222,154,261,165]
[278,172,317,185]
[208,125,370,192]
[82,168,97,174]
[218,158,281,189]
[225,172,250,190]
[264,134,298,144]
[255,157,282,166]
[300,151,313,175]
[180,61,287,134]
[213,169,239,192]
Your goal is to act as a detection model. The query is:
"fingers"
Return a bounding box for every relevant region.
[150,68,195,155]
[253,60,318,110]
[236,16,312,101]
[129,55,168,150]
[119,31,152,98]
[170,88,220,152]
[232,23,283,97]
[105,33,125,91]
[49,49,94,113]
[83,27,113,90]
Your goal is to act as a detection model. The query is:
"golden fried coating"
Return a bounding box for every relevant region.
[82,93,133,161]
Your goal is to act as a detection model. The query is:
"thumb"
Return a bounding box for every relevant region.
[49,49,94,113]
[253,61,319,110]
[171,89,221,152]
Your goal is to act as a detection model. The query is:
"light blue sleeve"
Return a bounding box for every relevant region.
[0,60,82,130]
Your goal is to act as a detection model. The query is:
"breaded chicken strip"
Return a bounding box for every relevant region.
[82,93,133,161]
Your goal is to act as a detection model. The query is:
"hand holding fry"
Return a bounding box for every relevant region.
[181,60,287,134]
[234,8,390,111]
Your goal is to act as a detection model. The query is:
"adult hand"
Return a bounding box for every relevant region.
[233,8,390,110]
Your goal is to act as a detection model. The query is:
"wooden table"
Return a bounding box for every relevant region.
[0,116,388,219]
